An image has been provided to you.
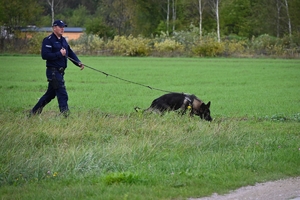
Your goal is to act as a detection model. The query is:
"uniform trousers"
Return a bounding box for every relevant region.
[31,67,69,114]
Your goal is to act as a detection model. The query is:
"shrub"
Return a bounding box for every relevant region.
[70,33,106,55]
[250,34,286,56]
[192,34,225,57]
[222,40,247,57]
[153,38,184,56]
[4,27,300,58]
[106,35,151,56]
[280,34,300,58]
[27,32,48,54]
[172,24,201,47]
[221,35,249,57]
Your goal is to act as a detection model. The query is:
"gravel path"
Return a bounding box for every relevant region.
[190,177,300,200]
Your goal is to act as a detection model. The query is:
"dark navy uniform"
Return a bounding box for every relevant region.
[31,32,82,115]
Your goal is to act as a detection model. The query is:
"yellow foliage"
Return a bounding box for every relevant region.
[153,39,184,53]
[106,35,151,56]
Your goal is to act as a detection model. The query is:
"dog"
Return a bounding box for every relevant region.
[135,92,212,121]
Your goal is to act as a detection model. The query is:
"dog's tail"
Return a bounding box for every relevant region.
[134,107,142,112]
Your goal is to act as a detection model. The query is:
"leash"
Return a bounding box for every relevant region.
[67,56,174,93]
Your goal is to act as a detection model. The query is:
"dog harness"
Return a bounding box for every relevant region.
[184,96,193,108]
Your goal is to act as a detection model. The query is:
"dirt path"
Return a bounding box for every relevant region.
[190,177,300,200]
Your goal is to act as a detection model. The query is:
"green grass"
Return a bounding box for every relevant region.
[0,56,299,200]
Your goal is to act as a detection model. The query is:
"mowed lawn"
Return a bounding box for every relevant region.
[0,56,299,200]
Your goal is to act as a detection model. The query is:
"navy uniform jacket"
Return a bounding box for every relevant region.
[41,33,81,69]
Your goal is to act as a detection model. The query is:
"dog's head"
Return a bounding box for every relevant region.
[192,100,212,121]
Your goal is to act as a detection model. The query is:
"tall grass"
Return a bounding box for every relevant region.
[0,56,299,199]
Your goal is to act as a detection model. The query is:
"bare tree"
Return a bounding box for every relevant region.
[284,0,292,36]
[172,0,176,32]
[167,0,170,35]
[216,0,220,42]
[46,0,62,25]
[46,0,55,24]
[275,0,292,37]
[276,0,282,37]
[162,0,176,35]
[198,0,206,38]
[111,0,131,35]
[164,0,176,35]
[208,0,221,42]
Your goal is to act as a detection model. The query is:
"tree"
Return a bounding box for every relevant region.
[167,0,170,35]
[46,0,63,24]
[275,0,283,37]
[159,0,183,35]
[172,0,177,32]
[86,18,115,39]
[284,0,292,36]
[0,0,43,34]
[111,0,130,35]
[95,0,134,36]
[131,0,163,36]
[289,0,300,36]
[274,0,291,37]
[248,0,296,37]
[197,0,207,38]
[208,0,221,42]
[220,0,252,38]
[47,0,55,24]
[62,5,90,27]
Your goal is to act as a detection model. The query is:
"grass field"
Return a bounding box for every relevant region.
[0,56,299,199]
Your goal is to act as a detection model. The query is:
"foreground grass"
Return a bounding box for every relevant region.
[0,110,299,199]
[0,56,299,199]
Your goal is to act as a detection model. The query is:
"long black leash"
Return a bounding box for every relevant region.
[67,56,174,93]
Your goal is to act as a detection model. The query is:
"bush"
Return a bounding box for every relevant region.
[153,38,184,56]
[27,32,48,54]
[106,35,151,56]
[221,35,249,57]
[172,24,201,47]
[3,27,300,58]
[70,33,106,55]
[224,41,247,56]
[250,34,285,56]
[280,34,300,58]
[192,34,225,57]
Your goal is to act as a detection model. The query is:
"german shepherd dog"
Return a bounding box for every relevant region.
[136,92,212,121]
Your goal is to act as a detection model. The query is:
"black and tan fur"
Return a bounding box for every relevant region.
[136,92,212,121]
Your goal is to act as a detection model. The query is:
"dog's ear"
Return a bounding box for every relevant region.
[207,101,211,108]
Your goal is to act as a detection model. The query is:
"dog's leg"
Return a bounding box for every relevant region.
[189,109,195,117]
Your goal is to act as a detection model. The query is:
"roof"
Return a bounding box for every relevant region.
[20,27,85,33]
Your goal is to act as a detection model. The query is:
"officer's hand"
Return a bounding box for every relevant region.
[79,63,84,70]
[60,48,66,56]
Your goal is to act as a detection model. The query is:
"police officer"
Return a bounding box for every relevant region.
[30,20,84,117]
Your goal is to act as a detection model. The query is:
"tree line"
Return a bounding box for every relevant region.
[1,0,299,38]
[0,0,299,57]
